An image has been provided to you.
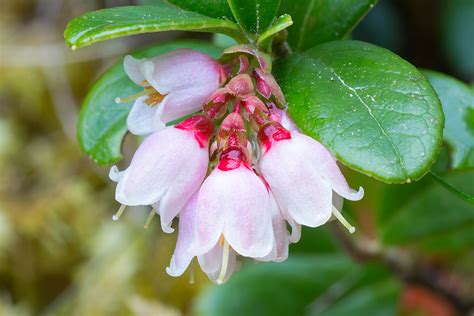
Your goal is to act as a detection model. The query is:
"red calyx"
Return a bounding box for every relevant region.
[254,69,272,99]
[257,122,291,154]
[217,147,249,171]
[175,115,214,148]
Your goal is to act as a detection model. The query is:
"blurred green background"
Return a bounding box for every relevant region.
[0,0,472,315]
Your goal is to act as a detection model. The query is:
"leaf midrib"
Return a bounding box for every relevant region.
[316,58,410,179]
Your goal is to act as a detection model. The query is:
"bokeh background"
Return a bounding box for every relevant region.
[0,0,472,315]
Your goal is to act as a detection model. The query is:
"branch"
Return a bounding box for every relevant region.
[329,222,474,315]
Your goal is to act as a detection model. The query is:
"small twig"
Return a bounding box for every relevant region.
[329,222,474,315]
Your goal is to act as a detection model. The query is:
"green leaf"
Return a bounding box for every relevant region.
[166,0,235,20]
[78,41,222,165]
[194,255,400,316]
[64,2,245,49]
[422,70,474,170]
[213,33,238,48]
[257,14,293,46]
[380,170,474,252]
[227,0,281,36]
[274,40,444,183]
[279,0,378,51]
[429,170,474,204]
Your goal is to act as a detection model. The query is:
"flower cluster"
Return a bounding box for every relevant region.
[111,47,364,284]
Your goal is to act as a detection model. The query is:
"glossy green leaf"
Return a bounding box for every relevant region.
[227,0,281,36]
[274,40,444,183]
[423,70,474,170]
[78,41,222,165]
[257,13,293,46]
[64,2,244,49]
[279,0,378,51]
[381,170,474,252]
[166,0,235,20]
[195,255,399,316]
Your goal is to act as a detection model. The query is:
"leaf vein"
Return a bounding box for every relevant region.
[321,61,410,178]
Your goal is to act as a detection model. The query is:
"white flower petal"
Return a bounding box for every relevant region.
[148,49,221,94]
[260,137,333,227]
[155,88,211,125]
[126,96,158,135]
[212,167,273,258]
[109,165,125,182]
[123,55,144,85]
[166,194,198,277]
[298,133,364,201]
[114,127,208,207]
[258,195,290,262]
[198,245,238,284]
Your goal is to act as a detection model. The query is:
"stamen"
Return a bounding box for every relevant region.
[115,89,152,103]
[332,205,356,234]
[218,235,225,246]
[217,238,230,285]
[112,204,127,221]
[144,93,165,106]
[189,262,195,284]
[143,209,156,229]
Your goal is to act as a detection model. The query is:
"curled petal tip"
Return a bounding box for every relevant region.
[108,166,121,182]
[161,221,175,234]
[355,186,365,200]
[165,265,183,277]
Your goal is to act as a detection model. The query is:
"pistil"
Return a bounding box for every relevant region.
[112,204,127,221]
[216,238,230,284]
[331,205,356,234]
[144,209,156,229]
[115,83,165,106]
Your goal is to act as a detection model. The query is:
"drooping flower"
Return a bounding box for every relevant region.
[258,122,364,230]
[105,44,364,284]
[185,113,275,283]
[118,49,225,135]
[166,193,239,284]
[109,115,214,232]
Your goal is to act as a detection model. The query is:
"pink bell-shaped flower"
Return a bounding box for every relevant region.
[119,49,224,135]
[166,193,239,284]
[258,122,364,229]
[191,147,274,259]
[109,115,214,233]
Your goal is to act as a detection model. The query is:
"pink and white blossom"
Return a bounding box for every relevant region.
[103,44,366,284]
[110,115,213,232]
[258,123,364,228]
[190,152,274,259]
[121,49,224,135]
